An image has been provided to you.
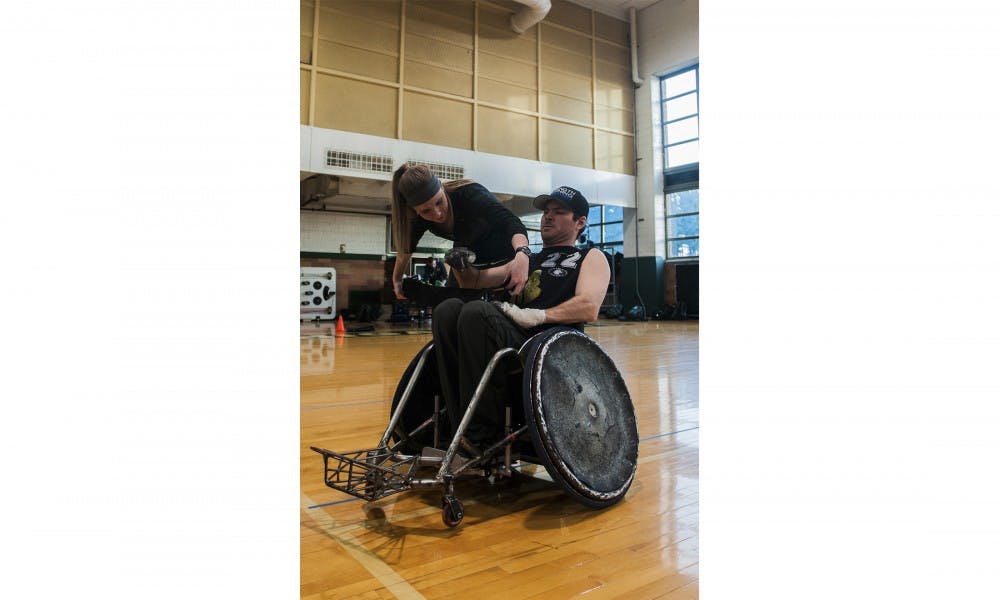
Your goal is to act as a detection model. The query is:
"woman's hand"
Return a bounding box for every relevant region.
[393,279,406,300]
[506,251,530,296]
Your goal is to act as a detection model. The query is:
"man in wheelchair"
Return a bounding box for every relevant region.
[312,186,635,526]
[433,186,610,451]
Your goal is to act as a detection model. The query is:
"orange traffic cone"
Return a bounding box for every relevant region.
[335,314,346,335]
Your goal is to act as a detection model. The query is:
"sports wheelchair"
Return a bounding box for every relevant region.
[311,283,639,528]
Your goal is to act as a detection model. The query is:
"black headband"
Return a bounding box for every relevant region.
[403,174,442,208]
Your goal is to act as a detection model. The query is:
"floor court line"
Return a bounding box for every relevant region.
[301,450,693,600]
[640,426,699,442]
[302,398,390,411]
[302,492,427,600]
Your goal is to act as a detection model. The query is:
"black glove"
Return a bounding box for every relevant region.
[444,247,477,271]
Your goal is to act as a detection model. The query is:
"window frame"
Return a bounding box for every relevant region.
[660,63,700,262]
[660,63,699,172]
[583,204,625,256]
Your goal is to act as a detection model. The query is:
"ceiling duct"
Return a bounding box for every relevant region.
[509,0,551,34]
[300,174,338,207]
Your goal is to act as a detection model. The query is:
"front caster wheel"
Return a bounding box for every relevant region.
[441,495,464,527]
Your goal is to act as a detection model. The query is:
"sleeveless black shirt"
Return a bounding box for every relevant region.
[515,246,599,334]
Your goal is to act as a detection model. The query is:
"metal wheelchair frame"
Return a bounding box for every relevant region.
[311,341,532,527]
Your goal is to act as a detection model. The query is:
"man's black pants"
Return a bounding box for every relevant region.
[431,299,528,446]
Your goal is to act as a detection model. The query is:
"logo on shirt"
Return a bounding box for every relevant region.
[549,267,568,278]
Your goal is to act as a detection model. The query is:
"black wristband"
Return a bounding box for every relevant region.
[515,246,531,257]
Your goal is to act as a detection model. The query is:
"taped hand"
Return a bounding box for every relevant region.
[494,301,546,329]
[444,247,476,271]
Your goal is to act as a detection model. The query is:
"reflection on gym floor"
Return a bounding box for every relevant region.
[301,319,699,599]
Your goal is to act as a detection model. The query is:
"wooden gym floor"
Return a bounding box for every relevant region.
[300,318,699,599]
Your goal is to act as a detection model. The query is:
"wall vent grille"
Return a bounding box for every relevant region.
[406,160,465,181]
[326,150,393,174]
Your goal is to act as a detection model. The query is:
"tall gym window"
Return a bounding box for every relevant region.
[583,205,624,256]
[660,63,699,259]
[666,190,699,258]
[661,64,699,170]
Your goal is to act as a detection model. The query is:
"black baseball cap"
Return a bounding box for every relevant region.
[532,186,589,218]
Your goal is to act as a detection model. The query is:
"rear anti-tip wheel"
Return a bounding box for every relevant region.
[441,495,464,527]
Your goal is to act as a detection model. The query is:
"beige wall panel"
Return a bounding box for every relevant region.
[318,8,399,55]
[596,130,634,175]
[479,52,537,88]
[541,67,591,100]
[301,1,314,34]
[405,59,472,97]
[407,3,473,46]
[314,74,397,138]
[323,0,400,26]
[301,0,314,64]
[540,92,592,124]
[410,0,474,21]
[596,40,628,66]
[478,77,537,112]
[594,12,628,44]
[317,40,398,82]
[402,91,472,149]
[596,62,632,109]
[595,87,629,111]
[486,0,527,12]
[596,60,631,85]
[596,104,633,132]
[300,69,311,125]
[478,4,532,37]
[541,44,591,79]
[546,0,592,34]
[477,106,537,160]
[540,23,591,55]
[540,119,592,169]
[301,35,312,64]
[405,33,473,73]
[479,29,537,63]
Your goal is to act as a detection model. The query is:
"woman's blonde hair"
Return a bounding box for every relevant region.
[390,163,474,253]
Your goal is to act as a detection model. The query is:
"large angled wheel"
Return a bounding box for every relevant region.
[522,327,639,508]
[389,342,450,453]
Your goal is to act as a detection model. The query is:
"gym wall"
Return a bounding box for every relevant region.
[300,0,635,175]
[301,210,387,255]
[632,0,698,260]
[300,256,387,313]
